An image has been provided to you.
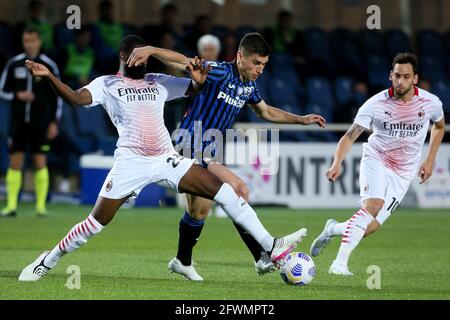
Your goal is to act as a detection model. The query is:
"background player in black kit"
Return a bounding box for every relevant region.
[0,27,62,217]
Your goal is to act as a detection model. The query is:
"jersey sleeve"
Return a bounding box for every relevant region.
[247,84,263,104]
[431,98,444,122]
[155,74,191,101]
[204,61,228,84]
[353,98,375,129]
[0,59,15,101]
[82,76,107,107]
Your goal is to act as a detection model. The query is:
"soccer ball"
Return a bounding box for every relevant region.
[280,252,316,286]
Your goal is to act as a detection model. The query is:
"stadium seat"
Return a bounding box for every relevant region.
[334,76,355,108]
[74,106,111,140]
[330,28,363,76]
[420,55,447,82]
[268,52,296,73]
[417,30,444,58]
[366,53,391,91]
[306,77,334,109]
[383,29,411,60]
[303,27,336,76]
[235,25,258,40]
[0,99,10,139]
[211,25,231,40]
[303,103,336,142]
[358,29,384,55]
[54,22,76,48]
[430,81,450,117]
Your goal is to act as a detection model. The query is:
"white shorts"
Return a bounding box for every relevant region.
[99,151,196,200]
[359,157,412,225]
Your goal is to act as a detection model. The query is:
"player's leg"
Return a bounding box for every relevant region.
[177,163,307,265]
[311,158,385,275]
[18,195,129,281]
[1,126,26,217]
[207,163,275,275]
[32,153,49,216]
[168,194,210,281]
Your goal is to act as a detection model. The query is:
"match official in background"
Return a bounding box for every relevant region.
[0,28,62,217]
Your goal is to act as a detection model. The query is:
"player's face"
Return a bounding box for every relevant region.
[390,63,418,97]
[237,52,269,82]
[199,44,219,61]
[22,32,41,56]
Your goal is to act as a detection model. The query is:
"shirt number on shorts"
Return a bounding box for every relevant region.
[386,197,399,213]
[166,154,183,168]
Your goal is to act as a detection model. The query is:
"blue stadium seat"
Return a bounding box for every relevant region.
[430,81,450,116]
[306,77,334,109]
[366,53,391,90]
[303,27,336,76]
[235,25,258,41]
[0,137,8,174]
[330,28,363,76]
[334,76,355,107]
[268,52,296,73]
[420,55,447,82]
[303,103,336,142]
[54,22,76,48]
[0,22,12,57]
[384,29,411,59]
[211,25,231,40]
[358,29,384,54]
[74,106,110,140]
[417,30,444,57]
[0,99,10,138]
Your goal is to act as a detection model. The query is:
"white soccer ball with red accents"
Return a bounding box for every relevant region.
[280,252,316,286]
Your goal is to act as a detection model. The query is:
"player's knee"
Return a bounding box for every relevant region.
[232,180,249,200]
[188,207,209,220]
[363,199,384,217]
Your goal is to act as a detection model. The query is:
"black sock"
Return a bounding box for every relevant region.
[176,211,204,266]
[233,222,264,262]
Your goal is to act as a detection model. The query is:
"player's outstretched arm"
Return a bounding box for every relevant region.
[326,123,365,182]
[127,46,192,72]
[250,100,326,127]
[25,60,92,106]
[418,117,445,184]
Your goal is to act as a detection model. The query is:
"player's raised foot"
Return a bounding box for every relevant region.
[18,251,52,281]
[255,252,277,276]
[310,219,337,257]
[168,257,203,281]
[328,260,353,276]
[269,228,307,264]
[1,207,17,218]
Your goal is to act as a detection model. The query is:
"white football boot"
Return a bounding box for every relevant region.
[18,251,51,281]
[270,228,307,265]
[310,219,338,257]
[328,260,354,276]
[254,252,277,276]
[168,257,203,281]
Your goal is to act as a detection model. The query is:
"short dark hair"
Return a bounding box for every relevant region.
[23,27,40,38]
[392,52,419,75]
[118,35,146,57]
[238,32,271,57]
[28,0,43,10]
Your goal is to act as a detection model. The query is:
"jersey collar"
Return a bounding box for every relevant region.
[388,85,419,97]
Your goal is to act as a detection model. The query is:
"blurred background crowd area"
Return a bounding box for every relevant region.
[1,0,450,192]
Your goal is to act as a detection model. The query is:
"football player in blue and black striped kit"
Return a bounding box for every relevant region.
[127,33,326,281]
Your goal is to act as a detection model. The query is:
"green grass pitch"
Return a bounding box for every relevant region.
[0,203,449,300]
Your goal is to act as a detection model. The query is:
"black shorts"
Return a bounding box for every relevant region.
[8,121,50,154]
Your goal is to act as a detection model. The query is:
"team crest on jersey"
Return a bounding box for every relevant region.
[105,180,113,192]
[418,108,425,120]
[363,184,369,193]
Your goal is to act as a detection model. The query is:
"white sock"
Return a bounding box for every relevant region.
[44,214,104,268]
[335,209,374,267]
[214,183,274,251]
[330,221,347,236]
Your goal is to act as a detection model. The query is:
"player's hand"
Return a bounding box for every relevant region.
[418,160,434,184]
[25,60,50,77]
[47,121,59,140]
[16,91,35,102]
[301,114,326,128]
[188,56,211,85]
[127,46,152,67]
[326,164,341,182]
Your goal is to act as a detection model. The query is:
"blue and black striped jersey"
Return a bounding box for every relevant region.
[176,60,262,157]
